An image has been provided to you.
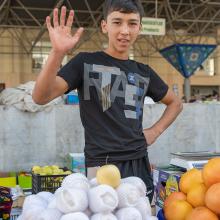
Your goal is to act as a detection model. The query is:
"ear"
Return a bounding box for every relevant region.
[138,23,142,35]
[101,19,108,34]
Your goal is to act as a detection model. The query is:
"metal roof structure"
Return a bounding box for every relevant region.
[1,0,220,55]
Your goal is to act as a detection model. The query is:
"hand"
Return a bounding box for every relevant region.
[46,6,84,56]
[143,128,159,146]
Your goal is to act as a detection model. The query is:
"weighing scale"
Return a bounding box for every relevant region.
[170,151,220,170]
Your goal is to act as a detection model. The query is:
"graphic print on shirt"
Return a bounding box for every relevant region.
[83,63,150,119]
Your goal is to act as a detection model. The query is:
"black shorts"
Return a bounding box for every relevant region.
[113,153,154,203]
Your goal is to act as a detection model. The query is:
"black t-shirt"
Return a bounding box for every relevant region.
[58,51,168,167]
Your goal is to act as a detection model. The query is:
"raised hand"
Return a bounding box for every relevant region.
[46,6,84,56]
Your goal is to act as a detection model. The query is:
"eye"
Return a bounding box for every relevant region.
[130,23,138,26]
[113,21,121,25]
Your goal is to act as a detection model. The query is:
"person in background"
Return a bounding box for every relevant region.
[32,0,183,202]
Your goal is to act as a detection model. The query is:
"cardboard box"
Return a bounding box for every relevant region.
[67,153,85,174]
[153,166,184,215]
[18,175,32,189]
[0,172,32,189]
[0,173,16,188]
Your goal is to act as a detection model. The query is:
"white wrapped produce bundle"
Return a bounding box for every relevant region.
[121,176,147,197]
[115,207,142,220]
[116,182,140,208]
[22,195,47,212]
[88,184,119,213]
[135,196,152,218]
[18,164,159,220]
[62,173,90,191]
[22,207,45,220]
[56,188,88,213]
[60,212,89,220]
[37,208,62,220]
[54,187,64,196]
[90,212,118,220]
[37,191,55,204]
[90,177,98,187]
[47,197,57,209]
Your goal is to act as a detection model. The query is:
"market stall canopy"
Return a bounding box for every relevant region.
[159,44,217,78]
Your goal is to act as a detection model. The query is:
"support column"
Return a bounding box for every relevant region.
[214,47,220,76]
[215,28,220,76]
[184,77,191,102]
[215,27,220,96]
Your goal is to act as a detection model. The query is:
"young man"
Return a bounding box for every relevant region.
[32,0,182,201]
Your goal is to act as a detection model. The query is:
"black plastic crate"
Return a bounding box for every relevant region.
[32,173,69,194]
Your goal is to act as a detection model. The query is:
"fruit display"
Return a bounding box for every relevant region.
[32,165,72,194]
[32,165,71,176]
[164,158,220,220]
[18,164,158,220]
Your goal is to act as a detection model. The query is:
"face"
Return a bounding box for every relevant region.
[101,11,141,57]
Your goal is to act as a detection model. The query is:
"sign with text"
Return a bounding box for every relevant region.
[141,17,166,35]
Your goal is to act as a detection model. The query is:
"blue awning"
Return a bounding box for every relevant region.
[159,44,217,78]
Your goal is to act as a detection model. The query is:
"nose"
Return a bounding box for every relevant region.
[120,23,129,35]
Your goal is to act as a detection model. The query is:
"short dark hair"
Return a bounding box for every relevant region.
[103,0,145,21]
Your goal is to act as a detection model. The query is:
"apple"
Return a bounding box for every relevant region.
[96,164,121,188]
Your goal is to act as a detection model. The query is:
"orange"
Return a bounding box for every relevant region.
[205,182,220,214]
[186,206,218,220]
[163,191,186,211]
[186,183,207,207]
[202,157,220,187]
[179,168,203,194]
[164,200,193,220]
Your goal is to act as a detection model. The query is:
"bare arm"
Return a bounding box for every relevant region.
[143,89,183,145]
[32,6,83,105]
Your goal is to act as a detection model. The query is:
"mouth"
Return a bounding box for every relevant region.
[118,39,130,44]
